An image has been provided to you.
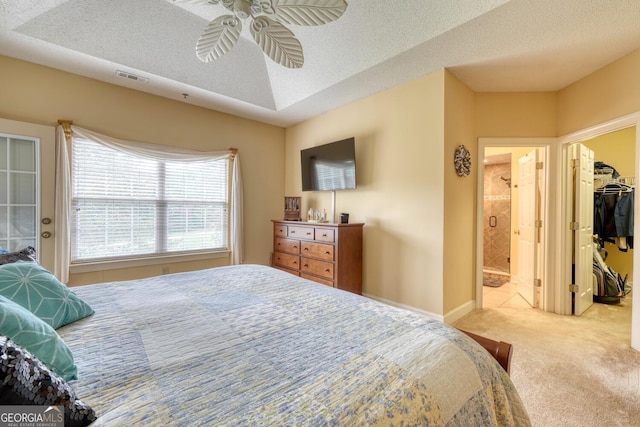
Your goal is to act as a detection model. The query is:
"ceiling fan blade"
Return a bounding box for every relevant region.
[172,0,235,11]
[196,15,242,62]
[271,0,348,26]
[172,0,222,5]
[250,16,303,68]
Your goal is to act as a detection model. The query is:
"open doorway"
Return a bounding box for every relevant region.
[559,116,639,351]
[482,151,523,309]
[482,152,512,290]
[559,128,635,331]
[581,127,635,305]
[476,140,554,312]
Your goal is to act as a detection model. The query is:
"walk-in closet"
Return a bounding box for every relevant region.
[583,127,635,305]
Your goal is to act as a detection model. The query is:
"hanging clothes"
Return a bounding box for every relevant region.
[594,161,620,178]
[594,183,634,251]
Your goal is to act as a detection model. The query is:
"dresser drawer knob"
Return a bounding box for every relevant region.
[293,261,297,265]
[325,251,330,255]
[303,247,309,251]
[291,230,296,234]
[325,269,330,272]
[322,233,327,237]
[306,232,312,236]
[293,245,298,249]
[304,263,309,267]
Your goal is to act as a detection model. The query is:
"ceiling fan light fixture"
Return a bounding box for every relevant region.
[232,0,252,19]
[182,0,348,68]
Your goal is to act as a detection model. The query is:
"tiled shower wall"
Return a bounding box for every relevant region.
[483,162,511,273]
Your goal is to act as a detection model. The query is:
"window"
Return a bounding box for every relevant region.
[71,137,229,262]
[0,134,39,254]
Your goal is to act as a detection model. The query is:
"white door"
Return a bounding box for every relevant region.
[517,150,538,307]
[0,119,55,273]
[573,144,594,315]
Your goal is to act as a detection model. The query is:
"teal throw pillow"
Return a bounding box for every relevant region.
[0,261,94,329]
[0,295,77,380]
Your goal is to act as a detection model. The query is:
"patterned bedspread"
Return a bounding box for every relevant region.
[59,265,530,426]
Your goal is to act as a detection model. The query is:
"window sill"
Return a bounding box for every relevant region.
[69,250,230,274]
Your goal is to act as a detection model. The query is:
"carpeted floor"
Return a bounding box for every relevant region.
[454,296,639,427]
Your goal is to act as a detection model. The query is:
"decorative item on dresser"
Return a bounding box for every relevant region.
[272,220,363,294]
[284,196,301,221]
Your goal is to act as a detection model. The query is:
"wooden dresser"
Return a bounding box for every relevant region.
[271,220,363,294]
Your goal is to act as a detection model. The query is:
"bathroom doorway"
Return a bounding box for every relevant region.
[477,141,553,311]
[483,153,512,288]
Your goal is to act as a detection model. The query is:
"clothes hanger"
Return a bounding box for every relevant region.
[595,182,633,195]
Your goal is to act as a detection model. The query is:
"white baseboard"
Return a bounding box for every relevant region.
[362,293,444,322]
[443,300,476,324]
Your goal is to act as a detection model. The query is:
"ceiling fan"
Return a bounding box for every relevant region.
[175,0,349,68]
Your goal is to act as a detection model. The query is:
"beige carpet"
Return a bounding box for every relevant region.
[454,296,639,427]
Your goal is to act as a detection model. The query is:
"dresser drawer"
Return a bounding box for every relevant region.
[301,241,334,261]
[301,273,333,287]
[288,226,315,240]
[274,224,288,237]
[301,258,334,280]
[273,252,300,270]
[275,265,300,276]
[275,237,301,254]
[314,227,335,243]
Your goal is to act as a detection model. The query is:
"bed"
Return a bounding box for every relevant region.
[2,264,531,426]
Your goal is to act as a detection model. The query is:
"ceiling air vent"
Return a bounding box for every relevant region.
[115,70,149,84]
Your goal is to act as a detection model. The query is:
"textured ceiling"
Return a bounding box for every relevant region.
[1,0,640,127]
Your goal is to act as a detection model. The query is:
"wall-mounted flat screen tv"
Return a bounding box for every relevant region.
[301,137,356,191]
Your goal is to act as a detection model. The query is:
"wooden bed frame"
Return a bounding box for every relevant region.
[458,329,513,375]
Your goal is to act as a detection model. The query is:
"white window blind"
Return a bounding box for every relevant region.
[71,137,228,262]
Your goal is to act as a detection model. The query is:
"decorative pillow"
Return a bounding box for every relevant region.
[0,246,37,265]
[0,261,94,329]
[0,336,97,427]
[0,295,77,380]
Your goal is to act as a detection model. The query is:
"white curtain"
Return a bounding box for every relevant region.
[230,154,244,265]
[54,125,244,282]
[54,126,71,283]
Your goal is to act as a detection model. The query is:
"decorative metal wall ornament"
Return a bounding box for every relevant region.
[454,144,472,177]
[175,0,348,68]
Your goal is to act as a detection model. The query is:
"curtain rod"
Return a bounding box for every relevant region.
[59,122,237,160]
[58,120,73,142]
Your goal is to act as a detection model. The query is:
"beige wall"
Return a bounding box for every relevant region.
[558,49,640,135]
[0,56,285,285]
[476,92,558,137]
[443,71,476,314]
[285,70,446,315]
